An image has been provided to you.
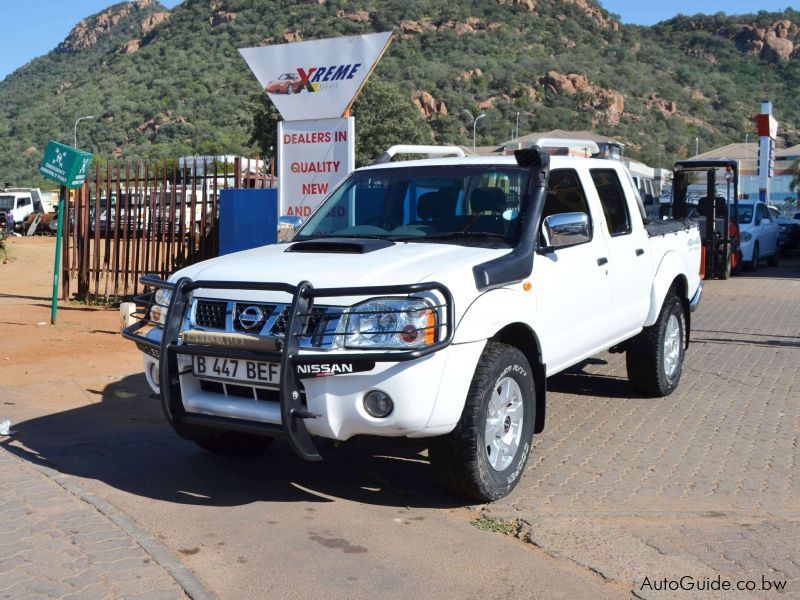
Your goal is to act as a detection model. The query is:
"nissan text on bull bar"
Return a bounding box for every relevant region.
[123,143,703,501]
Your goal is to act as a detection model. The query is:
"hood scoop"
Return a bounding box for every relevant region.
[285,238,395,254]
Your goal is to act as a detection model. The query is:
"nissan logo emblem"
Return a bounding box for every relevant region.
[238,306,264,330]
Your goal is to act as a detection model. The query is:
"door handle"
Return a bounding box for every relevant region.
[597,257,608,266]
[635,248,645,256]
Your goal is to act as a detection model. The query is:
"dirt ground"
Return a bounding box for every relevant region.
[0,237,134,386]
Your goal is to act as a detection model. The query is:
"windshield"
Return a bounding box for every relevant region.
[737,204,754,224]
[295,165,530,247]
[0,196,13,211]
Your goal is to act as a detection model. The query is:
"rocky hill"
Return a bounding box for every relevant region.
[1,0,799,185]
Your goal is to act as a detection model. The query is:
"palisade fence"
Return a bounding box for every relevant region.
[63,156,276,301]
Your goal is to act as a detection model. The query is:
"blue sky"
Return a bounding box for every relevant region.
[0,0,796,80]
[0,0,182,80]
[600,0,796,25]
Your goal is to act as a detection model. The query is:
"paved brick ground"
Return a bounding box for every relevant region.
[486,257,800,597]
[0,449,186,599]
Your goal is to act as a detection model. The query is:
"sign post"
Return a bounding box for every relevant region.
[755,100,778,204]
[277,117,355,218]
[240,32,392,217]
[38,140,93,324]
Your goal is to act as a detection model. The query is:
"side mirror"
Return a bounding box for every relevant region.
[278,215,304,241]
[541,212,591,250]
[760,218,771,226]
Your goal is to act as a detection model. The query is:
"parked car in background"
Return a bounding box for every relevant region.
[737,201,780,270]
[768,206,800,252]
[0,191,38,231]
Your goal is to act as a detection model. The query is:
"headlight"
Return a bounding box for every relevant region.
[154,288,172,306]
[740,231,752,242]
[150,287,173,326]
[337,297,437,349]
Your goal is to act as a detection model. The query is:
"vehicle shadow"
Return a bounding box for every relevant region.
[547,357,643,399]
[3,373,465,510]
[6,359,646,508]
[735,254,800,279]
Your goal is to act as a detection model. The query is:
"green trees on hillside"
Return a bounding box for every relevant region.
[1,0,800,186]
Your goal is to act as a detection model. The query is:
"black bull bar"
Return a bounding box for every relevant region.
[122,274,455,461]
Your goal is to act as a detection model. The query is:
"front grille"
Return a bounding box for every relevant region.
[191,300,339,347]
[233,303,275,332]
[195,300,226,329]
[270,306,291,336]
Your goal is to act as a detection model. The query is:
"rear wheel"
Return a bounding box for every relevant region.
[429,342,535,502]
[195,432,274,458]
[626,292,686,397]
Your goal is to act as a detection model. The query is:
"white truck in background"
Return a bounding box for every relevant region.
[124,143,702,502]
[0,188,56,232]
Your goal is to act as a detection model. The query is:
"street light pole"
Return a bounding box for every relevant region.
[462,110,486,155]
[694,137,699,157]
[515,111,520,142]
[73,115,95,149]
[473,113,485,156]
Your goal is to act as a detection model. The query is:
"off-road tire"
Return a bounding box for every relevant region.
[626,291,686,397]
[429,342,535,502]
[195,432,274,458]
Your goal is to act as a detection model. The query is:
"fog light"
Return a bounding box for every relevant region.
[363,390,393,418]
[150,363,161,387]
[150,304,165,325]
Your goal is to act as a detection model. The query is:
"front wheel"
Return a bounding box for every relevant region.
[429,342,535,502]
[626,292,686,397]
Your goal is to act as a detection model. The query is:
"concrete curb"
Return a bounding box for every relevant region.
[2,447,215,600]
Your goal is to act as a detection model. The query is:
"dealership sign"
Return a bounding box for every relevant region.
[38,141,93,188]
[277,117,355,217]
[239,32,392,122]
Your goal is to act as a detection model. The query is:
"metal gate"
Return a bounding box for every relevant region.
[63,156,275,300]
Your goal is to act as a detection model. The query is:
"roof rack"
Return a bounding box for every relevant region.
[528,138,601,156]
[372,145,467,164]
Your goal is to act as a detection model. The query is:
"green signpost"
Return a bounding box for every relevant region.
[38,141,93,325]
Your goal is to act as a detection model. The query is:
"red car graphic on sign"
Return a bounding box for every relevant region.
[265,73,304,95]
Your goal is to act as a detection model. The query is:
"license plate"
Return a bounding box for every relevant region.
[192,356,280,386]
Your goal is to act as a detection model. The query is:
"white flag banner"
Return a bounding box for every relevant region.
[239,32,392,121]
[278,117,355,218]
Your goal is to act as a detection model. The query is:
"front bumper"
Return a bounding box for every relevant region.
[123,275,456,461]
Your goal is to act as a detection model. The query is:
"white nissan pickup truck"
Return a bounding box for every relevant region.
[124,145,702,501]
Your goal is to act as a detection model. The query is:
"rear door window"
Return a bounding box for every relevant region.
[590,169,631,236]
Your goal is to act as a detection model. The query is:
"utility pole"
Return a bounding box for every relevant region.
[694,137,699,157]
